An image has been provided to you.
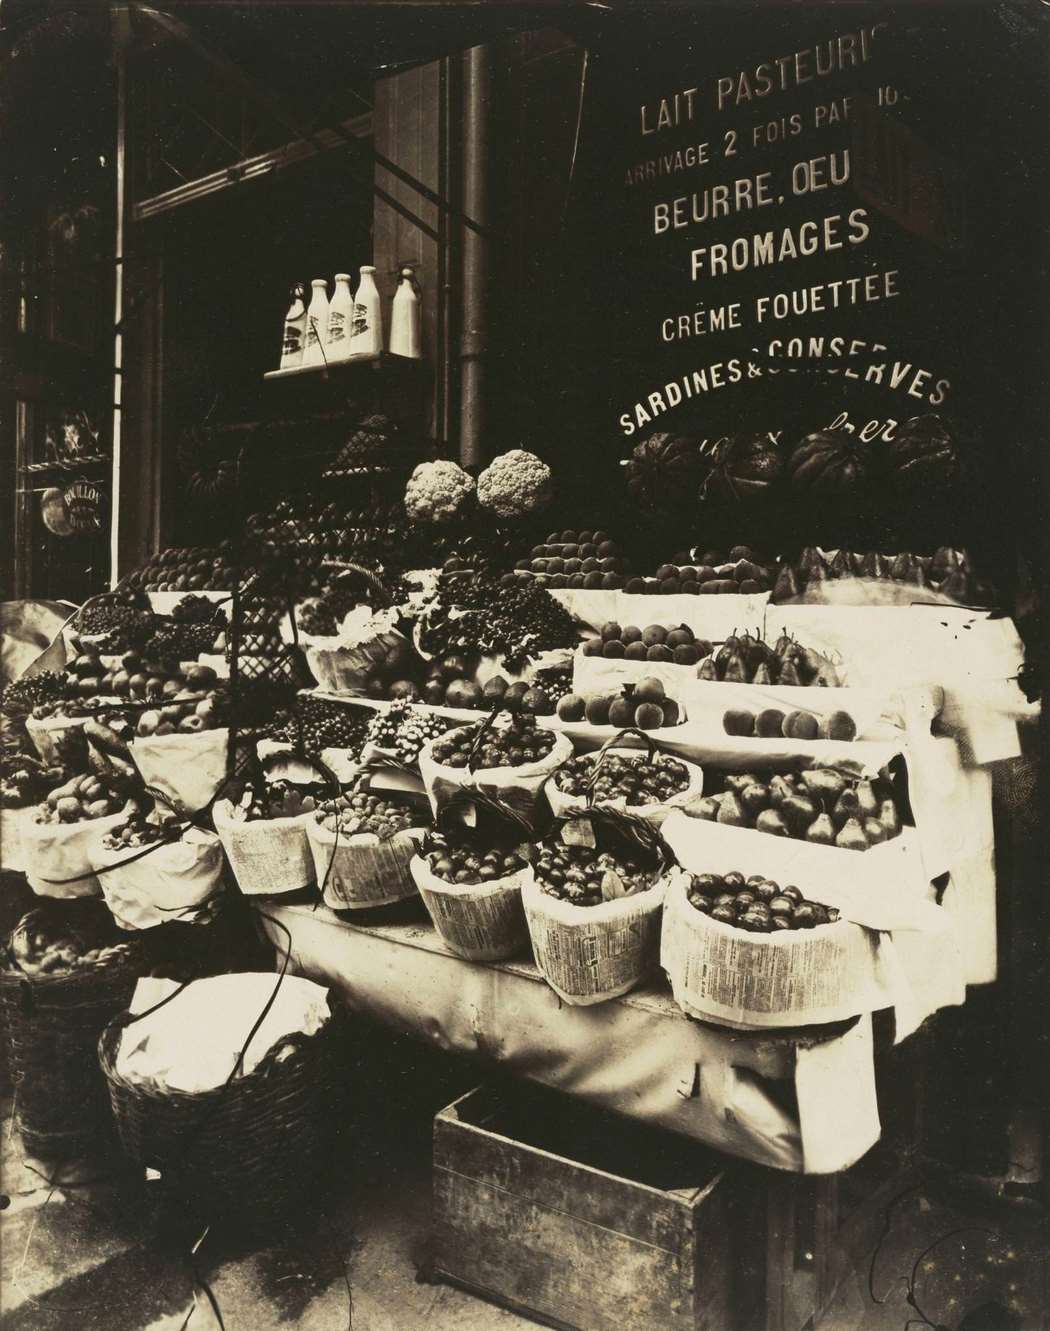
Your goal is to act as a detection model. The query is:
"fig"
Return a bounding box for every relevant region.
[821,710,857,741]
[785,710,819,740]
[557,694,586,722]
[585,696,612,726]
[635,703,664,730]
[723,709,755,737]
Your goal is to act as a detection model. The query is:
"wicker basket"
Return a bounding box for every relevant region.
[0,944,143,1157]
[98,1001,346,1229]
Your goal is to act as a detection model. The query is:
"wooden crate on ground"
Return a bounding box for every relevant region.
[433,1083,734,1331]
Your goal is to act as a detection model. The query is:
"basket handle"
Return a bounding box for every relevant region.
[586,726,656,806]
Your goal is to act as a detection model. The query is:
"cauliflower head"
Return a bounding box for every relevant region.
[476,449,552,519]
[404,460,475,524]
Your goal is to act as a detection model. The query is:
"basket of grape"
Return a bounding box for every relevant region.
[417,708,572,824]
[0,900,146,1156]
[409,795,534,961]
[90,809,226,931]
[22,773,140,899]
[546,728,704,827]
[521,807,681,1006]
[213,779,321,898]
[659,862,879,1030]
[306,777,429,911]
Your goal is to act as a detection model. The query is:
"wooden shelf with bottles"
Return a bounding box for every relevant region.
[261,351,422,382]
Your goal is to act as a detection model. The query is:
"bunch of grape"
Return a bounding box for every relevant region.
[1,671,67,718]
[142,621,221,662]
[528,666,573,710]
[425,577,577,672]
[366,702,453,764]
[172,595,227,627]
[269,695,370,757]
[76,596,153,638]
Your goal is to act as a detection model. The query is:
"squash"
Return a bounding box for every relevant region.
[788,429,871,495]
[624,431,710,513]
[701,433,783,504]
[888,414,960,491]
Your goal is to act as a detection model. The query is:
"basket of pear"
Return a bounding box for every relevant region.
[522,806,682,1005]
[693,764,904,851]
[546,727,704,827]
[410,792,535,961]
[23,771,141,899]
[307,774,430,911]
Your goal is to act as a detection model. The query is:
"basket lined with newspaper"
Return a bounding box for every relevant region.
[521,805,681,1006]
[98,971,346,1230]
[545,726,705,827]
[409,790,536,962]
[0,900,146,1156]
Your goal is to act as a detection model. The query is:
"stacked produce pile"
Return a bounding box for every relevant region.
[555,677,681,730]
[628,546,777,596]
[696,628,841,687]
[773,545,995,605]
[582,621,709,667]
[693,765,904,851]
[124,545,237,593]
[509,530,629,591]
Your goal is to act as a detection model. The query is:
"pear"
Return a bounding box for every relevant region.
[752,660,773,686]
[774,565,800,601]
[879,799,901,838]
[726,773,760,793]
[864,818,887,845]
[912,564,928,592]
[717,792,748,827]
[836,817,870,851]
[769,775,795,809]
[799,547,825,578]
[860,550,882,579]
[740,782,772,817]
[931,545,962,581]
[805,811,836,845]
[778,658,802,686]
[795,645,826,684]
[832,788,861,828]
[856,778,879,819]
[773,629,795,658]
[693,796,720,821]
[715,637,740,671]
[723,652,749,683]
[801,768,846,802]
[756,808,790,837]
[890,552,914,581]
[829,549,852,579]
[697,657,719,681]
[782,792,818,834]
[807,561,828,585]
[850,551,867,575]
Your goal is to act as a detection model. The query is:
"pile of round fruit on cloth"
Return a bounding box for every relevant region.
[555,677,681,730]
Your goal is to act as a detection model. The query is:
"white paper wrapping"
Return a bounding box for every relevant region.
[545,745,706,828]
[91,827,225,929]
[550,588,771,637]
[256,903,891,1173]
[521,867,671,1006]
[212,800,314,896]
[130,726,229,814]
[410,854,530,961]
[417,729,573,824]
[117,972,330,1092]
[307,819,424,910]
[21,800,136,899]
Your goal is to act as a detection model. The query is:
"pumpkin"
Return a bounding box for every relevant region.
[788,430,871,494]
[624,431,711,513]
[700,433,783,504]
[888,414,960,491]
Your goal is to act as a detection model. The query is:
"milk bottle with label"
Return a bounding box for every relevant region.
[279,284,307,370]
[302,278,331,367]
[326,273,354,360]
[348,265,382,356]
